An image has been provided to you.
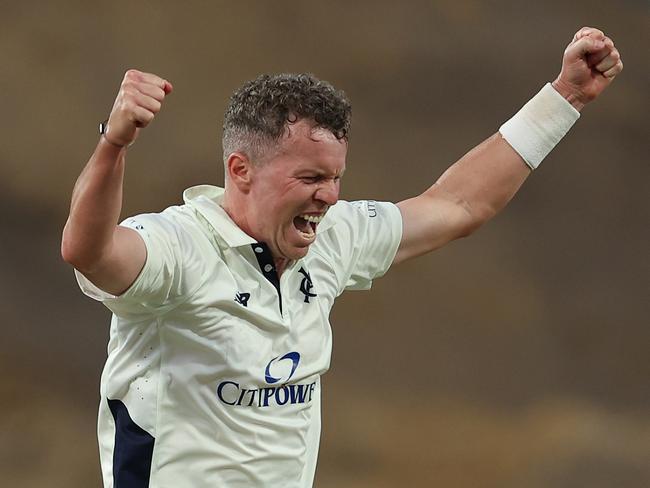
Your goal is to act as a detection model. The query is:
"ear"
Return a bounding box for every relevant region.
[226,152,253,192]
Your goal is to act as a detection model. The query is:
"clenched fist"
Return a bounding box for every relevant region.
[104,69,173,147]
[552,27,623,111]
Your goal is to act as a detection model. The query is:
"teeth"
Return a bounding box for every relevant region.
[299,213,325,223]
[298,228,315,238]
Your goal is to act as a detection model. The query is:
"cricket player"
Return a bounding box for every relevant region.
[62,27,622,488]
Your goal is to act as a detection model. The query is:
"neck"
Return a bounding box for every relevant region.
[220,188,250,234]
[222,187,296,276]
[221,192,292,276]
[274,257,291,277]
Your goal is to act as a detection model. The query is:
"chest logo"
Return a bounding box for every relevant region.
[216,349,316,407]
[298,267,317,303]
[234,292,250,307]
[265,351,301,384]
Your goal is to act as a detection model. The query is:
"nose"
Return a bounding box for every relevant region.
[314,179,339,206]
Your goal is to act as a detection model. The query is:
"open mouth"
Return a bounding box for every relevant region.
[292,213,325,240]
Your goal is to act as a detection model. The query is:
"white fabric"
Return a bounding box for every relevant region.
[499,83,580,170]
[75,185,403,488]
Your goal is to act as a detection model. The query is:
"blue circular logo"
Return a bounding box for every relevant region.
[264,352,301,384]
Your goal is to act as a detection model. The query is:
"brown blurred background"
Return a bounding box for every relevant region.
[1,1,648,486]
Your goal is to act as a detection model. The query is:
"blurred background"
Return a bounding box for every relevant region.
[1,1,648,486]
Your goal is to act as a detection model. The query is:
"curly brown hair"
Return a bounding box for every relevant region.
[222,73,351,164]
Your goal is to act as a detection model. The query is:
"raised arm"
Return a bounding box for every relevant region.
[394,27,623,264]
[61,69,173,295]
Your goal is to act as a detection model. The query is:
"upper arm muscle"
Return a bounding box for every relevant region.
[394,188,476,265]
[78,226,147,296]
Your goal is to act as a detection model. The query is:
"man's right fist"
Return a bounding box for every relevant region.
[104,69,173,147]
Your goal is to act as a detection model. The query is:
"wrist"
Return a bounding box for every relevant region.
[499,83,581,170]
[99,120,132,149]
[99,134,128,149]
[551,78,586,112]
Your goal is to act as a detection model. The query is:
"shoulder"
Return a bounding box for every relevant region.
[320,199,401,237]
[120,204,216,260]
[321,199,374,230]
[121,204,204,237]
[312,199,401,259]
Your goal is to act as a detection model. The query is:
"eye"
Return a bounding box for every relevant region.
[300,176,321,184]
[298,175,342,184]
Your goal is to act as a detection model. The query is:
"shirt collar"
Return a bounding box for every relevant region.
[182,184,336,249]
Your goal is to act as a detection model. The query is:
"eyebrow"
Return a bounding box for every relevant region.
[296,168,346,177]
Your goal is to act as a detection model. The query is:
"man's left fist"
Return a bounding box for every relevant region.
[552,27,623,111]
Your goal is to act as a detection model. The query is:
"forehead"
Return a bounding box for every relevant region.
[271,120,347,172]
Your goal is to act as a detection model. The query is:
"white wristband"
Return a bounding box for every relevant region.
[499,83,580,170]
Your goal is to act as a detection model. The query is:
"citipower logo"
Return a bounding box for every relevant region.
[265,352,300,384]
[217,351,317,408]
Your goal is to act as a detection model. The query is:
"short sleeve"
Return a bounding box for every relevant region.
[74,212,188,316]
[316,200,402,293]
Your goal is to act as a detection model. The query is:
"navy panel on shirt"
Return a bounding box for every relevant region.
[108,398,155,488]
[251,243,283,313]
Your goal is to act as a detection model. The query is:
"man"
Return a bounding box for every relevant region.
[62,27,622,488]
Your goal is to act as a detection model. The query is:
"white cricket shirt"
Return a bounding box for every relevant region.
[75,185,402,488]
